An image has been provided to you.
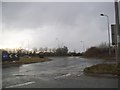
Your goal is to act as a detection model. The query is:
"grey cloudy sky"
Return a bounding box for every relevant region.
[0,2,116,52]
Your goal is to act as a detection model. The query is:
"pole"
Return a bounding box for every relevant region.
[106,15,111,56]
[56,38,60,48]
[115,0,120,65]
[28,40,29,51]
[100,14,111,56]
[80,41,85,52]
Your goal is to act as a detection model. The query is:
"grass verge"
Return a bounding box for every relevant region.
[84,63,120,76]
[2,57,50,66]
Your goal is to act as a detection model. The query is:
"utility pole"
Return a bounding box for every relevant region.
[28,40,29,51]
[114,0,120,65]
[80,41,85,52]
[100,14,111,56]
[56,38,60,48]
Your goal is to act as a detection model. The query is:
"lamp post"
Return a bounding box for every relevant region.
[80,41,85,53]
[100,13,111,56]
[56,38,60,48]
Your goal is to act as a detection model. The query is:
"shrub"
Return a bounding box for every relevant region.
[83,42,115,58]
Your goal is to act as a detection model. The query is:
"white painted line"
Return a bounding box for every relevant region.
[12,73,35,76]
[5,81,35,88]
[54,73,71,79]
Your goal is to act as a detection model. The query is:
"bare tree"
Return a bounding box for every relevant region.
[33,47,37,53]
[39,47,44,52]
[49,48,52,52]
[98,42,109,49]
[44,47,48,52]
[52,48,56,53]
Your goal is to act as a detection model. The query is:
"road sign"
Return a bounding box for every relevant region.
[9,54,12,58]
[111,24,116,45]
[2,51,9,61]
[111,24,120,45]
[15,54,18,58]
[2,51,20,61]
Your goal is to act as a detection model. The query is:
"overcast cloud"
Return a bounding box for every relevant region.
[1,2,115,52]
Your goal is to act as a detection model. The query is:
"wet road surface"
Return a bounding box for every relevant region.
[2,57,118,88]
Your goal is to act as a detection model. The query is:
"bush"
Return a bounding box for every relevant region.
[84,63,120,75]
[83,42,115,58]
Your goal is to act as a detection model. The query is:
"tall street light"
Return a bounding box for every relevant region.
[80,41,85,53]
[100,13,111,56]
[56,38,60,48]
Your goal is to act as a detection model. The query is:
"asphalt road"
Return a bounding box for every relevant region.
[2,57,119,88]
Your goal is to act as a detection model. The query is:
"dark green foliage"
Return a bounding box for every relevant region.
[39,52,44,58]
[56,46,68,56]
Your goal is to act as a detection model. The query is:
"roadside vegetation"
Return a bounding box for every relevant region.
[83,42,115,60]
[1,46,82,66]
[84,63,120,76]
[83,42,120,76]
[2,57,49,65]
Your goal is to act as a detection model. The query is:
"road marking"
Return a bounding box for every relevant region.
[5,81,35,88]
[12,73,35,76]
[54,73,71,79]
[12,74,26,76]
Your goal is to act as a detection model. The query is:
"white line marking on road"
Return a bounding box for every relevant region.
[5,81,35,88]
[12,73,35,76]
[12,74,26,76]
[54,73,71,79]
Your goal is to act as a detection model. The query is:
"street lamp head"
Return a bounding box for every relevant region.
[100,14,104,16]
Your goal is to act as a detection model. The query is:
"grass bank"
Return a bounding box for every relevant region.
[83,45,116,61]
[84,63,120,76]
[2,57,50,66]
